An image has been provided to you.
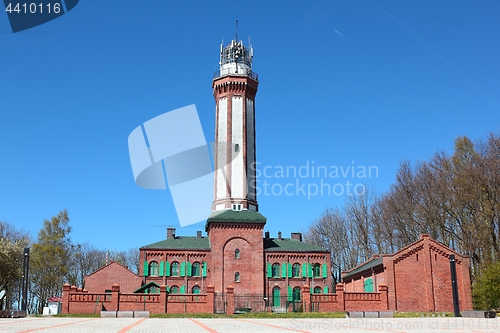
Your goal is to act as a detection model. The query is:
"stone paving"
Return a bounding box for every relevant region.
[0,316,499,333]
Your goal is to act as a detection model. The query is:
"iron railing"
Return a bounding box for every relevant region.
[213,68,258,80]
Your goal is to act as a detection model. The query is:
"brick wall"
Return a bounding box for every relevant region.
[61,283,215,314]
[207,222,264,294]
[84,261,142,294]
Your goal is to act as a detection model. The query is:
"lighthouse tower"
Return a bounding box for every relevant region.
[212,38,259,212]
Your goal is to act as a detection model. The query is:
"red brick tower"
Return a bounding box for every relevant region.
[211,38,259,212]
[206,36,266,295]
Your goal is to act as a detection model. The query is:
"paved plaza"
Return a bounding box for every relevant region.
[0,316,499,333]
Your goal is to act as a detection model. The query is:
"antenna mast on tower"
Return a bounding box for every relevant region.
[235,20,238,41]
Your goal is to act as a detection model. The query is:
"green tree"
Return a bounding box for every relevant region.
[0,221,30,310]
[30,210,72,314]
[473,261,500,310]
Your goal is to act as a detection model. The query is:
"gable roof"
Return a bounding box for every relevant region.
[141,236,210,250]
[342,257,383,280]
[134,281,161,293]
[84,260,137,278]
[205,209,267,230]
[264,238,328,252]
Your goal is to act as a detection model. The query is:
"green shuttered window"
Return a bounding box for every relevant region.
[165,261,171,277]
[281,262,287,278]
[159,261,164,277]
[322,263,328,278]
[267,262,272,278]
[143,261,149,276]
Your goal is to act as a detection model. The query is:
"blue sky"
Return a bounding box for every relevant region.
[1,1,499,251]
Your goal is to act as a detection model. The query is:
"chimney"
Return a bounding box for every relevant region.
[278,231,282,240]
[197,231,202,239]
[167,227,176,239]
[291,232,302,242]
[265,231,270,239]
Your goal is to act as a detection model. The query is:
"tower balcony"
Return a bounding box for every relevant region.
[214,67,258,81]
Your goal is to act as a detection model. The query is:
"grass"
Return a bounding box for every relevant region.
[394,312,454,318]
[34,311,458,319]
[151,312,346,319]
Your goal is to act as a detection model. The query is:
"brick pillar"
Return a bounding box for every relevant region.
[378,284,389,310]
[336,283,345,312]
[302,285,310,313]
[70,285,77,294]
[206,285,215,314]
[226,285,234,315]
[62,283,70,314]
[160,284,167,313]
[110,283,120,311]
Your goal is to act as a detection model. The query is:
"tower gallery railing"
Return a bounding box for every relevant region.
[214,68,258,80]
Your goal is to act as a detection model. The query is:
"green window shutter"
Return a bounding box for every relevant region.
[180,262,186,276]
[165,261,171,277]
[143,261,149,276]
[159,262,164,277]
[187,262,192,277]
[288,263,292,278]
[202,262,207,277]
[180,285,185,294]
[302,263,307,277]
[287,286,293,301]
[281,262,287,277]
[267,262,272,278]
[308,263,313,278]
[166,285,170,292]
[322,263,328,278]
[324,286,329,294]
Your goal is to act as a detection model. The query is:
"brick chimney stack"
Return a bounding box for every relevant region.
[167,227,176,239]
[291,232,302,242]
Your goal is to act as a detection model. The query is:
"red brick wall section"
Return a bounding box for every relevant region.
[84,262,142,294]
[62,283,216,314]
[207,223,264,294]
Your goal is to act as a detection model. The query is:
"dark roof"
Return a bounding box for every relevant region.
[134,281,161,293]
[141,236,210,250]
[264,238,328,252]
[342,257,383,280]
[205,209,267,230]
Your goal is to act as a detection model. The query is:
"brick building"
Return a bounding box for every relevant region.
[84,261,142,294]
[342,234,473,312]
[67,36,472,315]
[139,211,331,306]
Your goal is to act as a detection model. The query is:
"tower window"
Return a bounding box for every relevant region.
[235,144,240,152]
[235,272,240,282]
[235,249,240,259]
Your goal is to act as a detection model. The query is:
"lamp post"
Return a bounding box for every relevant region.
[449,255,461,317]
[20,248,30,312]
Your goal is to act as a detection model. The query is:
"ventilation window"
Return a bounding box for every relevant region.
[232,204,242,211]
[235,144,240,152]
[435,254,437,261]
[416,254,419,261]
[235,272,240,282]
[235,249,240,259]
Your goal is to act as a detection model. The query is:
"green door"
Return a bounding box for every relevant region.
[363,278,374,292]
[273,287,281,307]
